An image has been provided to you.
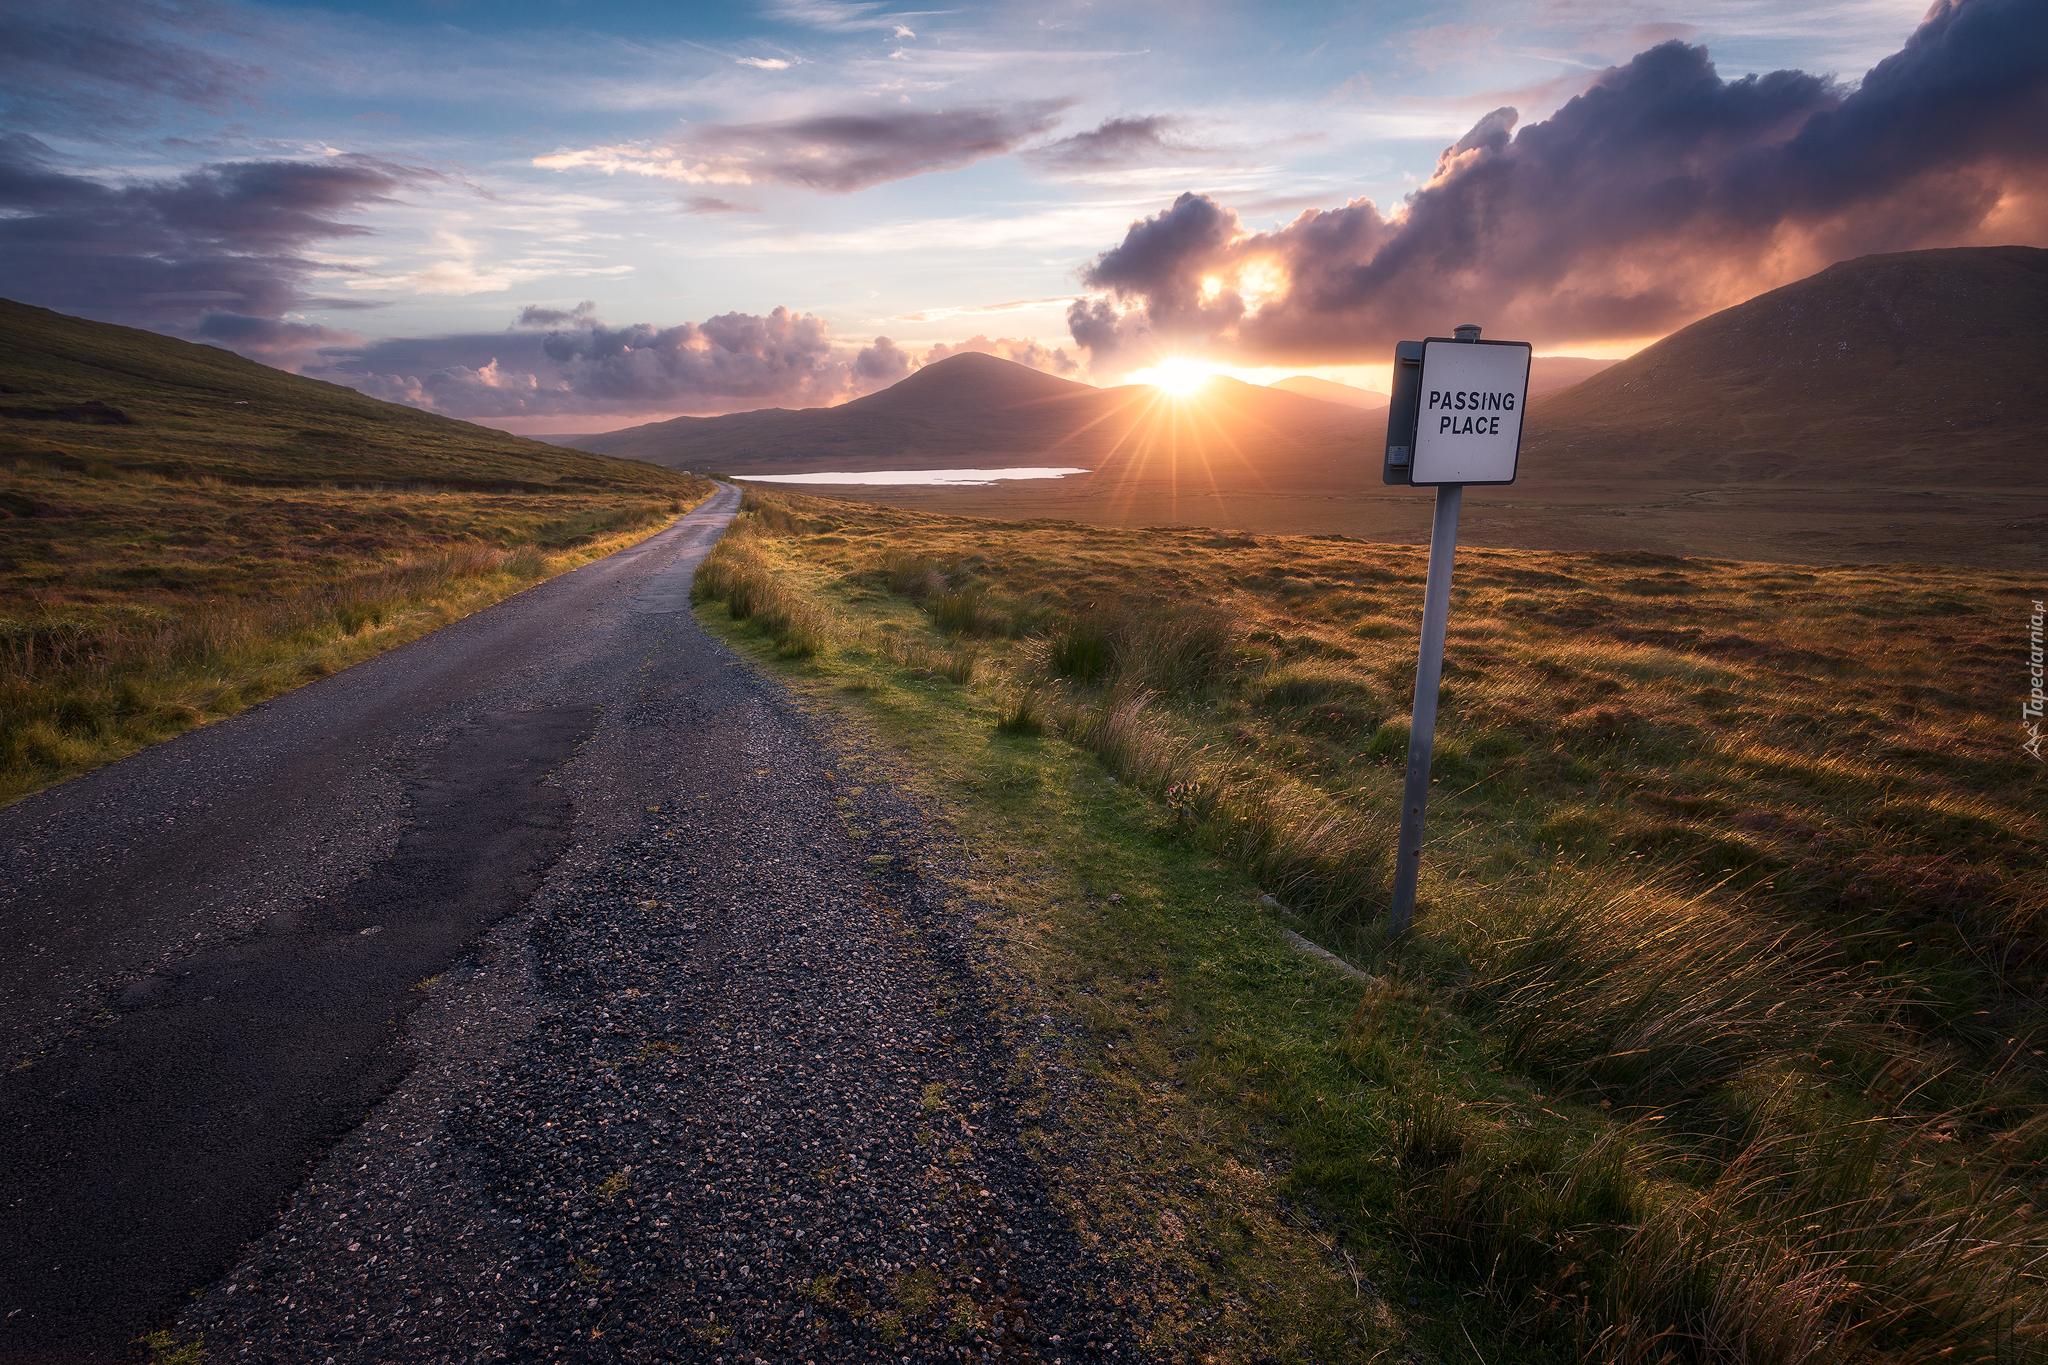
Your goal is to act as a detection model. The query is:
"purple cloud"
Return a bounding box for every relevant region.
[536,101,1073,194]
[1068,0,2048,367]
[0,0,267,135]
[921,334,1080,377]
[319,306,925,419]
[680,194,760,214]
[1022,116,1213,172]
[0,135,434,362]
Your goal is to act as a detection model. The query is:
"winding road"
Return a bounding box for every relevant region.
[0,486,1129,1362]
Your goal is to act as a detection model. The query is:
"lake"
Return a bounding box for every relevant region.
[742,467,1092,487]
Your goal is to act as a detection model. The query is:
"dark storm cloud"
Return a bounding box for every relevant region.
[0,136,434,362]
[538,101,1072,194]
[1068,0,2048,367]
[320,307,921,418]
[1021,116,1211,172]
[0,0,268,134]
[515,301,599,329]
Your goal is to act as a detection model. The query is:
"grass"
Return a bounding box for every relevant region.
[140,1329,205,1365]
[1,299,714,803]
[0,297,688,492]
[693,487,2048,1364]
[0,458,711,804]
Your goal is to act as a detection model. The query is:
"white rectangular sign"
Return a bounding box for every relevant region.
[1409,338,1532,486]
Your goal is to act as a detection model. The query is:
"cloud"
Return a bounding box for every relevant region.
[319,306,1087,421]
[761,0,905,33]
[854,335,914,384]
[515,301,599,328]
[681,193,760,214]
[1066,0,2048,371]
[194,311,357,368]
[1021,116,1216,172]
[736,57,793,70]
[921,334,1080,377]
[0,135,436,356]
[349,226,585,297]
[319,305,922,419]
[535,100,1071,194]
[0,0,268,135]
[888,296,1073,323]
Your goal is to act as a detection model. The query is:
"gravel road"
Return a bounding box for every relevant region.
[1,487,1137,1363]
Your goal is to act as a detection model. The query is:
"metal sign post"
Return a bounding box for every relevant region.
[1380,324,1531,933]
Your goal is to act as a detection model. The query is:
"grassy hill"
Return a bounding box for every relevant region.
[1520,246,2048,487]
[0,298,690,491]
[1269,375,1389,410]
[1,300,710,801]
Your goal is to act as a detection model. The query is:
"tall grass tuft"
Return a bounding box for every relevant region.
[1583,1114,2048,1363]
[691,531,830,658]
[1044,606,1239,694]
[1399,864,2048,1361]
[1116,607,1238,694]
[1460,872,1874,1104]
[1066,688,1392,928]
[995,682,1047,736]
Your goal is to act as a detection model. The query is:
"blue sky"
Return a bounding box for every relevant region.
[5,0,2039,431]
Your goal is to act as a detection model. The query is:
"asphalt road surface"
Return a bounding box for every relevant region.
[0,486,1133,1362]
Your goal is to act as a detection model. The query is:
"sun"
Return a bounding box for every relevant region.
[1130,356,1215,397]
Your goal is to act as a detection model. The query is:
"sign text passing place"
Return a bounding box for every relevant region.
[1408,338,1531,486]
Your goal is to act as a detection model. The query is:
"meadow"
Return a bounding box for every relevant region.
[694,486,2046,1364]
[0,456,710,803]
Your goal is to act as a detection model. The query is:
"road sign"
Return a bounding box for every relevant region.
[1408,337,1530,485]
[1378,325,1530,932]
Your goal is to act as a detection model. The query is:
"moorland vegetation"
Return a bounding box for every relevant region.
[695,485,2046,1364]
[0,300,711,802]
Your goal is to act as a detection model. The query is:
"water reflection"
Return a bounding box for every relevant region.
[742,467,1091,487]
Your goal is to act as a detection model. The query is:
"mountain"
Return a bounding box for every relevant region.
[563,351,1387,488]
[1527,357,1617,396]
[1519,246,2048,486]
[689,248,2046,568]
[1265,359,1608,412]
[1269,376,1389,410]
[0,299,692,491]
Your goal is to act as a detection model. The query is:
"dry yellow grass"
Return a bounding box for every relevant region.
[1,456,713,801]
[695,487,2048,1364]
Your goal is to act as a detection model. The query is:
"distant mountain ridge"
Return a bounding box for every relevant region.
[1526,357,1618,396]
[563,352,1387,488]
[550,247,2046,500]
[1520,246,2048,487]
[1269,376,1389,410]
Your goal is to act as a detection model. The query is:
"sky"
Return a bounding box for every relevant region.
[2,0,2043,433]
